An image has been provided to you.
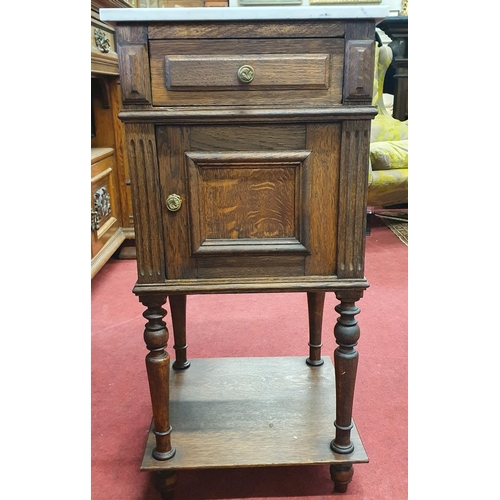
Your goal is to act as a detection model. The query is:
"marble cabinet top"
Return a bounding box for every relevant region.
[100,5,390,23]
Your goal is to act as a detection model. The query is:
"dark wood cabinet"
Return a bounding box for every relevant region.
[101,5,388,497]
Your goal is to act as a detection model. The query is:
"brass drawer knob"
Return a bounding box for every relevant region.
[166,194,182,212]
[237,65,255,84]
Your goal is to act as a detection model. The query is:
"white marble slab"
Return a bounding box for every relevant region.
[100,6,390,23]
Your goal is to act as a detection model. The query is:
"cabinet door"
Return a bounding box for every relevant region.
[156,123,340,280]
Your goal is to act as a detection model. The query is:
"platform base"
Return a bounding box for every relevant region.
[141,356,367,471]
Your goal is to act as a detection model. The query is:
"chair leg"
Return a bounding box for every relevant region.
[365,210,372,236]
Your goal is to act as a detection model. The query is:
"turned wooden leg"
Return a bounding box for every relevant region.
[168,294,190,370]
[306,291,325,366]
[330,463,354,493]
[140,294,176,461]
[154,470,178,500]
[330,290,363,456]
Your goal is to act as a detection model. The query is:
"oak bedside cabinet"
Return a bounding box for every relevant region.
[100,5,389,498]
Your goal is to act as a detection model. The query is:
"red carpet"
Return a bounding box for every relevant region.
[91,221,407,499]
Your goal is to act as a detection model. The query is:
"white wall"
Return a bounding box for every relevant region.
[228,0,403,11]
[385,0,403,14]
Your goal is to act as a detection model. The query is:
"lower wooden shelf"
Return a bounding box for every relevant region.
[141,356,368,471]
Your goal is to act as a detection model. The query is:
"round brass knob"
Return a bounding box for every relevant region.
[237,65,255,84]
[166,194,182,212]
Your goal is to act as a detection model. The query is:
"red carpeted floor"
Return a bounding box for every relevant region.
[91,221,407,500]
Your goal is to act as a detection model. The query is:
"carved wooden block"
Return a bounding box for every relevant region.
[343,39,375,104]
[116,25,152,105]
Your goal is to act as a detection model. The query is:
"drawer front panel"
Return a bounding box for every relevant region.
[91,17,118,75]
[165,54,330,91]
[150,38,344,107]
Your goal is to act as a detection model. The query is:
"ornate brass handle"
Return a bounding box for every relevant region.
[237,65,255,84]
[166,194,182,212]
[91,210,100,231]
[94,28,111,53]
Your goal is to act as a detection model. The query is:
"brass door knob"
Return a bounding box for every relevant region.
[237,65,255,84]
[166,194,182,212]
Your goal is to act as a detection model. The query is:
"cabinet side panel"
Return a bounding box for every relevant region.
[125,123,165,282]
[336,120,370,279]
[108,78,135,235]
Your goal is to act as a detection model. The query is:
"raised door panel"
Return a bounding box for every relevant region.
[156,123,340,280]
[185,150,310,255]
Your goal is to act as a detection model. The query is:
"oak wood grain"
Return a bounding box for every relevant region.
[148,20,345,40]
[304,123,340,276]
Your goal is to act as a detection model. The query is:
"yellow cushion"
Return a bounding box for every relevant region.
[371,115,408,142]
[367,168,408,207]
[370,140,408,170]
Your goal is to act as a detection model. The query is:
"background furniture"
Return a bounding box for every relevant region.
[376,16,408,121]
[367,42,408,208]
[91,0,137,278]
[101,5,389,498]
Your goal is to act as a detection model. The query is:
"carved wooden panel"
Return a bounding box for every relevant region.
[91,148,122,260]
[336,120,371,278]
[185,151,311,257]
[116,25,152,105]
[343,40,375,104]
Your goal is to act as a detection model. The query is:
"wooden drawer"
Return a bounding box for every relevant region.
[149,38,344,107]
[91,14,118,75]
